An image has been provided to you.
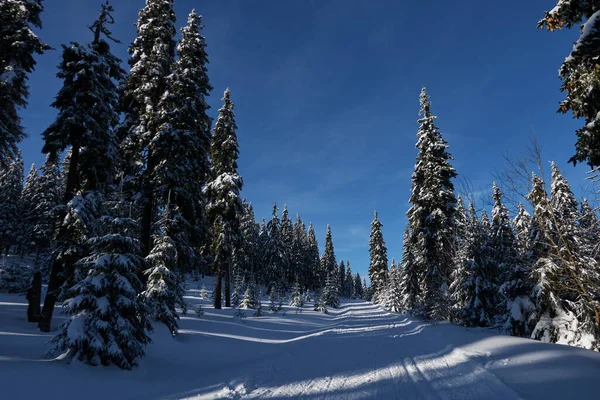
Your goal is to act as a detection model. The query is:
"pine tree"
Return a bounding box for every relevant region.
[231,267,244,308]
[142,205,186,336]
[538,1,600,166]
[263,203,287,292]
[280,205,293,286]
[204,89,243,309]
[0,151,23,254]
[306,222,320,290]
[345,262,354,298]
[513,203,532,259]
[319,225,336,287]
[47,195,151,369]
[529,164,600,348]
[239,200,259,278]
[384,259,402,313]
[338,260,346,297]
[38,2,125,332]
[403,88,457,320]
[240,274,259,310]
[368,211,388,303]
[0,0,49,166]
[399,226,419,310]
[151,9,212,273]
[118,0,176,256]
[291,214,308,288]
[290,278,304,308]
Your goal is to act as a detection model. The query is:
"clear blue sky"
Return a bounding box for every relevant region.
[18,0,593,281]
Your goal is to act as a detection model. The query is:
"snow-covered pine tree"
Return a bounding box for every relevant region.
[39,2,125,332]
[362,278,369,301]
[354,272,363,300]
[239,199,259,278]
[345,262,354,298]
[0,151,23,254]
[529,163,600,348]
[118,0,176,256]
[400,225,420,311]
[18,163,39,253]
[263,203,287,292]
[513,203,532,259]
[368,211,388,304]
[322,271,339,308]
[152,9,212,274]
[403,88,457,320]
[231,266,244,308]
[142,204,186,336]
[204,89,243,309]
[383,259,402,313]
[490,184,534,335]
[280,205,293,286]
[291,214,308,289]
[538,1,600,166]
[240,274,259,310]
[48,195,151,369]
[253,289,264,317]
[290,278,304,308]
[319,225,336,288]
[0,0,49,166]
[306,222,320,290]
[268,280,284,312]
[338,260,346,298]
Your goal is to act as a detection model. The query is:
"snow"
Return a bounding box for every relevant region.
[1,276,600,399]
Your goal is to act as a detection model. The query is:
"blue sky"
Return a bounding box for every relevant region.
[18,0,593,281]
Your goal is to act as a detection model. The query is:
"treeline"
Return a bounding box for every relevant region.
[0,0,354,370]
[369,89,600,351]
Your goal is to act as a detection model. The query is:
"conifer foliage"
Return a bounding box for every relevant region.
[368,211,388,304]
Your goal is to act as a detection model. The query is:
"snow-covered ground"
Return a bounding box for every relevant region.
[1,277,600,399]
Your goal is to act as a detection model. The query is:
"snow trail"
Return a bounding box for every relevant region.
[1,279,600,399]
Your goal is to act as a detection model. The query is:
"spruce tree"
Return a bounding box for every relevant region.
[368,211,388,303]
[239,200,259,278]
[0,0,49,165]
[538,1,600,166]
[319,225,336,287]
[400,226,419,311]
[403,88,457,320]
[39,2,125,332]
[47,196,152,370]
[384,259,402,313]
[0,151,22,254]
[142,205,186,336]
[204,89,243,309]
[306,222,320,290]
[280,205,293,286]
[345,262,354,298]
[291,214,308,288]
[513,203,532,259]
[119,0,176,255]
[152,9,212,273]
[264,203,287,291]
[338,260,346,297]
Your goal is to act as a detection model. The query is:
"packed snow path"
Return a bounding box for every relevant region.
[1,280,600,400]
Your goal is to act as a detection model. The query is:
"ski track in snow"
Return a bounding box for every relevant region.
[1,277,600,400]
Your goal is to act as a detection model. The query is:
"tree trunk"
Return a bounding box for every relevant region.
[225,259,231,308]
[38,142,80,332]
[141,151,155,257]
[214,269,222,309]
[26,271,42,322]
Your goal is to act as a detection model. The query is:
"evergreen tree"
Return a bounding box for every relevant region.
[118,0,176,255]
[204,89,243,309]
[403,88,457,320]
[0,152,23,254]
[345,262,354,298]
[362,278,369,301]
[338,260,346,297]
[529,163,600,348]
[231,266,244,308]
[291,214,308,288]
[47,196,152,369]
[306,222,320,289]
[319,225,336,287]
[152,9,212,273]
[280,205,293,286]
[538,1,600,166]
[142,205,186,336]
[18,163,39,253]
[240,274,259,310]
[290,278,304,308]
[384,259,402,313]
[354,272,363,299]
[513,203,532,259]
[239,200,259,278]
[368,211,388,303]
[263,203,287,291]
[39,2,125,332]
[0,0,49,165]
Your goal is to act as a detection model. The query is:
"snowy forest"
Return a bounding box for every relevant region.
[1,0,600,387]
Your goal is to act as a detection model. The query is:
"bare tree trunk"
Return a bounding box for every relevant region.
[214,269,222,309]
[225,260,231,308]
[38,142,80,332]
[26,271,42,322]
